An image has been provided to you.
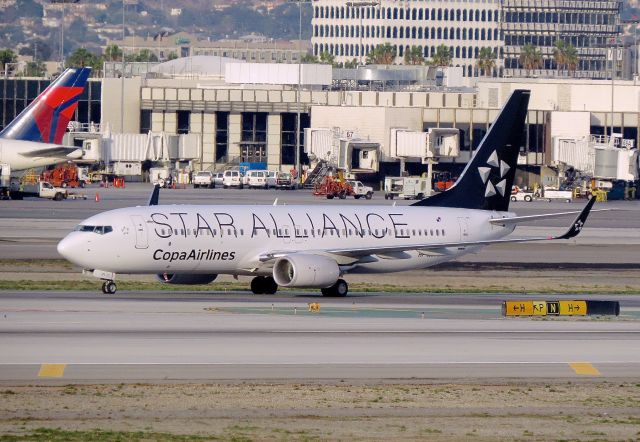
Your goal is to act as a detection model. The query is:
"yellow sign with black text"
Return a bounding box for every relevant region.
[559,300,587,316]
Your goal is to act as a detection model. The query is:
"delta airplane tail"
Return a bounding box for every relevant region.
[0,67,91,145]
[413,89,530,211]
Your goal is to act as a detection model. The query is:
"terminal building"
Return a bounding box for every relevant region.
[0,59,638,190]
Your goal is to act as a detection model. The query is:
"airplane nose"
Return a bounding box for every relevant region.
[57,235,73,260]
[66,148,83,160]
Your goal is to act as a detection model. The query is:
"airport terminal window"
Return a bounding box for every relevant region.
[215,112,229,163]
[140,110,152,133]
[177,111,190,134]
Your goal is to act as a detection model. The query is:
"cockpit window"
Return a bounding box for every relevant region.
[74,225,113,234]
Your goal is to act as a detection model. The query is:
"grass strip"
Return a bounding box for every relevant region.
[0,279,638,294]
[0,428,216,442]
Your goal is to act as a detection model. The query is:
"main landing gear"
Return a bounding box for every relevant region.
[101,280,117,294]
[321,279,348,297]
[250,276,278,295]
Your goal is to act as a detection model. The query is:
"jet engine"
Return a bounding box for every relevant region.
[272,254,339,288]
[156,274,218,285]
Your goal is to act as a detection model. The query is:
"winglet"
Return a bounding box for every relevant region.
[148,184,160,206]
[555,198,596,240]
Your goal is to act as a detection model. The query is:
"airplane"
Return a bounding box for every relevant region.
[0,67,91,172]
[57,89,598,296]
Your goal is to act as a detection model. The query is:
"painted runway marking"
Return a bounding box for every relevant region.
[569,362,601,376]
[37,364,66,378]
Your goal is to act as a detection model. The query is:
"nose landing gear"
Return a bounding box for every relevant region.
[101,280,117,294]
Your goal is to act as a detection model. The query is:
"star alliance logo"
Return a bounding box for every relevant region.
[573,220,584,232]
[478,150,510,198]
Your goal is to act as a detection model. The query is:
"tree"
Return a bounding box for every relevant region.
[430,44,452,67]
[319,51,335,65]
[519,44,542,75]
[403,45,424,65]
[366,43,396,65]
[133,49,158,62]
[167,52,178,61]
[342,58,359,69]
[24,60,45,77]
[476,47,497,76]
[0,48,17,70]
[67,48,102,73]
[564,44,579,76]
[552,40,567,74]
[301,53,318,64]
[104,44,123,62]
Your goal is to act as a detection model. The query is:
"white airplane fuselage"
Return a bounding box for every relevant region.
[58,204,516,276]
[0,139,82,171]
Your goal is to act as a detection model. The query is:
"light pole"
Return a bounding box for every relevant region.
[289,0,310,185]
[346,1,379,66]
[121,0,126,134]
[50,0,80,71]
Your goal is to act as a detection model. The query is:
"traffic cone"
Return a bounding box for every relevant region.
[95,192,100,202]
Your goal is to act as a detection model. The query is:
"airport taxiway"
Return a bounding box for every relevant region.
[1,291,639,383]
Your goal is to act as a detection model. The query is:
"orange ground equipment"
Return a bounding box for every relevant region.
[40,164,82,188]
[313,176,354,199]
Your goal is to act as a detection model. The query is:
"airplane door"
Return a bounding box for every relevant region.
[131,215,149,249]
[457,217,470,241]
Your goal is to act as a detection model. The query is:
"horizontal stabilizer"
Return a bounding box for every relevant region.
[19,146,81,158]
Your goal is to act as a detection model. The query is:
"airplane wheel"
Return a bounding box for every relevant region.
[321,279,348,297]
[102,281,117,294]
[250,276,266,294]
[264,277,278,295]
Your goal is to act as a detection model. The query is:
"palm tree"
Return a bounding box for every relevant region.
[319,51,335,65]
[366,43,396,65]
[552,40,567,74]
[519,44,542,76]
[565,44,579,76]
[0,48,17,71]
[476,47,497,76]
[403,45,424,65]
[430,44,452,67]
[103,44,123,62]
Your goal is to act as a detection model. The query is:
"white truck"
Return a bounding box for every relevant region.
[347,180,374,199]
[5,181,68,200]
[193,171,215,188]
[384,176,430,200]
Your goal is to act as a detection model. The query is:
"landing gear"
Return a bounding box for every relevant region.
[250,276,278,295]
[101,280,117,294]
[321,279,348,297]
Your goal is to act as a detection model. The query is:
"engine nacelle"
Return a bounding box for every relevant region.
[272,254,339,288]
[156,273,218,285]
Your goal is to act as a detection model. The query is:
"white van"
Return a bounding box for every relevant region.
[222,170,243,188]
[244,170,268,189]
[265,170,278,188]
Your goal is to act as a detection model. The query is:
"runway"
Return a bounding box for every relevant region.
[1,291,639,383]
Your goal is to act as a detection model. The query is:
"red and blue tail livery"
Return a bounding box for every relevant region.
[0,67,91,145]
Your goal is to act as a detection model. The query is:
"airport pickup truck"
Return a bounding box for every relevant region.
[5,181,68,200]
[193,171,214,188]
[347,180,374,199]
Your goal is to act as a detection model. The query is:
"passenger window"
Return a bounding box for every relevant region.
[430,229,434,236]
[436,230,440,236]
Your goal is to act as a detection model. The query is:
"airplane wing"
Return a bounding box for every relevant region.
[259,197,596,263]
[490,204,607,226]
[20,146,82,158]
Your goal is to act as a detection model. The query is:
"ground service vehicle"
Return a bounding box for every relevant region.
[222,170,243,188]
[193,171,214,188]
[245,170,268,188]
[276,172,296,190]
[265,171,278,188]
[347,180,374,199]
[384,177,430,200]
[213,172,224,187]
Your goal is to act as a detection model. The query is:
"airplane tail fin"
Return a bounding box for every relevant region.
[0,67,91,145]
[412,89,530,211]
